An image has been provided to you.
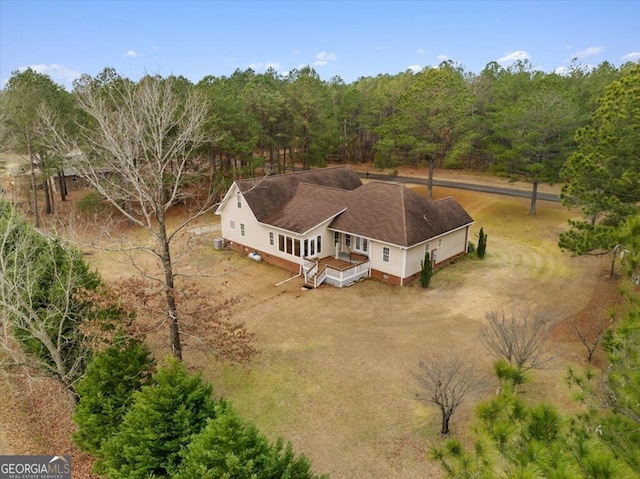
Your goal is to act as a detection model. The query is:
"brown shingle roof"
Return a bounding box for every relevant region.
[236,166,362,223]
[330,182,474,247]
[237,167,473,247]
[263,183,349,233]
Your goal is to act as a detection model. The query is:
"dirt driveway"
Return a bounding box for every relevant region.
[89,171,618,479]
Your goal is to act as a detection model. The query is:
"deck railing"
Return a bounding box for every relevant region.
[303,258,318,284]
[314,267,328,288]
[324,261,370,287]
[304,256,370,288]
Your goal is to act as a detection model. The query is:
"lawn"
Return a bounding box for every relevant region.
[0,172,621,478]
[149,183,618,479]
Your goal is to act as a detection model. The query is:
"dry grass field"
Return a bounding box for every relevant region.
[0,165,623,478]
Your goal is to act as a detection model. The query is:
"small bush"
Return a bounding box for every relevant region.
[467,241,476,253]
[77,192,108,216]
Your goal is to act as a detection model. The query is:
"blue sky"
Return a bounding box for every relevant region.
[1,0,639,90]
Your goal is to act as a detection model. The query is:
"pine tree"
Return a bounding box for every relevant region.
[97,358,224,478]
[432,366,633,478]
[174,406,327,479]
[73,340,155,455]
[477,227,487,259]
[420,251,433,288]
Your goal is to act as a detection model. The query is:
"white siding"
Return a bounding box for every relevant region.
[217,186,338,266]
[218,185,266,248]
[369,241,405,278]
[405,243,429,278]
[431,227,468,264]
[403,227,469,277]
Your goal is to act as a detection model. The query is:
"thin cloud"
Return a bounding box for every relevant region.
[313,51,337,67]
[496,50,530,66]
[124,50,141,58]
[247,61,282,72]
[417,48,425,54]
[572,46,604,59]
[437,54,450,62]
[18,63,81,84]
[622,51,640,61]
[407,64,422,73]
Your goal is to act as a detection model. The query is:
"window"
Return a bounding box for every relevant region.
[382,247,390,263]
[317,235,322,254]
[240,224,245,236]
[334,231,339,246]
[437,238,443,247]
[277,234,307,257]
[236,192,242,208]
[425,242,430,254]
[345,234,351,247]
[269,232,274,246]
[354,236,368,253]
[230,220,235,229]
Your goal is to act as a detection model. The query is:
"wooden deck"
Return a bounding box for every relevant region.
[317,252,369,270]
[303,252,370,288]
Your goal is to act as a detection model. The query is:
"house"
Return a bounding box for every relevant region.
[215,166,474,287]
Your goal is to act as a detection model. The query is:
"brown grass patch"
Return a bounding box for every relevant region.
[0,169,623,479]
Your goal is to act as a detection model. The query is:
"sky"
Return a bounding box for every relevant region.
[1,0,639,90]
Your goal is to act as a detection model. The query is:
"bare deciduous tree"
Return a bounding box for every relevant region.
[111,278,257,363]
[0,201,99,402]
[481,301,558,371]
[570,307,612,363]
[414,356,477,434]
[41,71,223,360]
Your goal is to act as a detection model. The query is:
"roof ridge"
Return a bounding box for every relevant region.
[400,184,409,245]
[298,181,355,192]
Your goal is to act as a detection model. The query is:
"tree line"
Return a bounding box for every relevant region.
[1,60,633,203]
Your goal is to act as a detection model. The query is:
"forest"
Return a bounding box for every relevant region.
[1,59,636,212]
[0,59,639,478]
